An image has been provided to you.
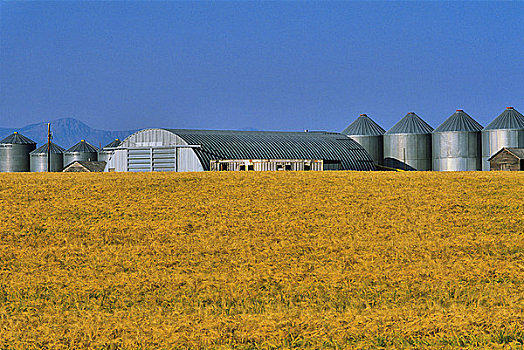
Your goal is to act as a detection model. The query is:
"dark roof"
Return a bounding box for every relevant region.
[0,132,36,145]
[342,114,385,136]
[386,112,433,134]
[65,140,98,153]
[434,110,483,133]
[103,139,122,149]
[484,107,524,130]
[30,142,65,154]
[64,161,106,172]
[165,129,375,171]
[488,147,524,161]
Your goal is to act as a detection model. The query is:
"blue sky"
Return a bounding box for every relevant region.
[1,1,522,132]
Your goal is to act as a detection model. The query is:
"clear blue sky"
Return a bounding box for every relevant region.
[1,1,522,132]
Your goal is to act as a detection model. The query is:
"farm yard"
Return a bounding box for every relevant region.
[0,172,523,348]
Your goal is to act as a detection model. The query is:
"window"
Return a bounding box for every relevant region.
[239,164,246,171]
[248,164,254,171]
[285,164,292,171]
[304,163,311,171]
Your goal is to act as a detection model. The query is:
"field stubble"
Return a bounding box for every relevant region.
[0,171,523,349]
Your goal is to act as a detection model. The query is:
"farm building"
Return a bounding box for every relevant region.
[63,140,98,167]
[488,148,524,171]
[63,161,107,172]
[432,110,483,171]
[342,114,385,166]
[0,132,37,172]
[30,142,65,172]
[481,107,524,170]
[105,129,376,172]
[383,112,433,171]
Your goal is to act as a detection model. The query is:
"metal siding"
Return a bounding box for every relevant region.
[63,151,98,167]
[432,131,482,171]
[384,133,432,171]
[348,135,384,165]
[30,153,64,172]
[0,143,36,172]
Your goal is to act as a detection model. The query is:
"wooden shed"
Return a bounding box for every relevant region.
[63,161,106,172]
[488,148,524,171]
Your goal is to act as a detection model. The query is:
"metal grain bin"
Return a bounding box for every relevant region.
[97,139,122,163]
[432,110,483,171]
[342,114,385,165]
[30,142,65,172]
[0,132,37,172]
[384,112,433,171]
[63,140,98,167]
[481,107,524,170]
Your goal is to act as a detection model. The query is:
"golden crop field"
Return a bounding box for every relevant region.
[0,171,523,349]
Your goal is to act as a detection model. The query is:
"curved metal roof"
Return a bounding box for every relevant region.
[103,139,122,149]
[386,112,433,134]
[65,140,98,153]
[484,107,524,130]
[434,110,483,133]
[30,142,65,155]
[0,132,36,145]
[165,129,375,171]
[342,114,385,136]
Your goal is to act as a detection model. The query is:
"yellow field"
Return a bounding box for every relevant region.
[0,171,523,349]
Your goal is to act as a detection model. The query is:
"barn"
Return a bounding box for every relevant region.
[488,148,524,171]
[105,128,376,172]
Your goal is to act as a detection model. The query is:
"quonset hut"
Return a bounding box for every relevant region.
[30,142,65,172]
[432,110,483,171]
[97,139,122,163]
[0,132,37,172]
[481,107,524,171]
[384,112,433,171]
[63,140,98,167]
[342,114,385,165]
[105,129,376,172]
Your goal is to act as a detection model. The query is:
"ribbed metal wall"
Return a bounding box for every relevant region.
[384,134,432,170]
[63,151,98,167]
[348,135,383,166]
[433,132,482,171]
[30,153,64,172]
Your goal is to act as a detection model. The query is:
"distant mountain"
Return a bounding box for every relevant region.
[0,118,136,149]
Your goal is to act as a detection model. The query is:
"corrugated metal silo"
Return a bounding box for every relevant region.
[481,107,524,170]
[0,132,37,172]
[342,114,385,165]
[383,112,433,170]
[432,110,483,171]
[97,139,122,163]
[63,140,98,167]
[30,142,65,172]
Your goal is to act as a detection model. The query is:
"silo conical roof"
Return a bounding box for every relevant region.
[484,107,524,130]
[342,114,385,136]
[0,132,36,145]
[103,139,122,149]
[30,142,65,154]
[385,112,433,134]
[66,140,98,152]
[434,110,483,133]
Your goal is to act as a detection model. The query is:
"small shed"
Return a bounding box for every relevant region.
[488,148,524,171]
[63,161,107,172]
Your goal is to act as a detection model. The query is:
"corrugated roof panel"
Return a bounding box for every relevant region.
[385,112,433,134]
[342,114,385,136]
[31,142,65,154]
[103,139,122,149]
[484,107,524,130]
[165,129,375,171]
[65,140,98,153]
[0,132,36,145]
[434,110,483,133]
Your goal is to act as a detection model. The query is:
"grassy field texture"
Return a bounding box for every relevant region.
[0,172,523,349]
